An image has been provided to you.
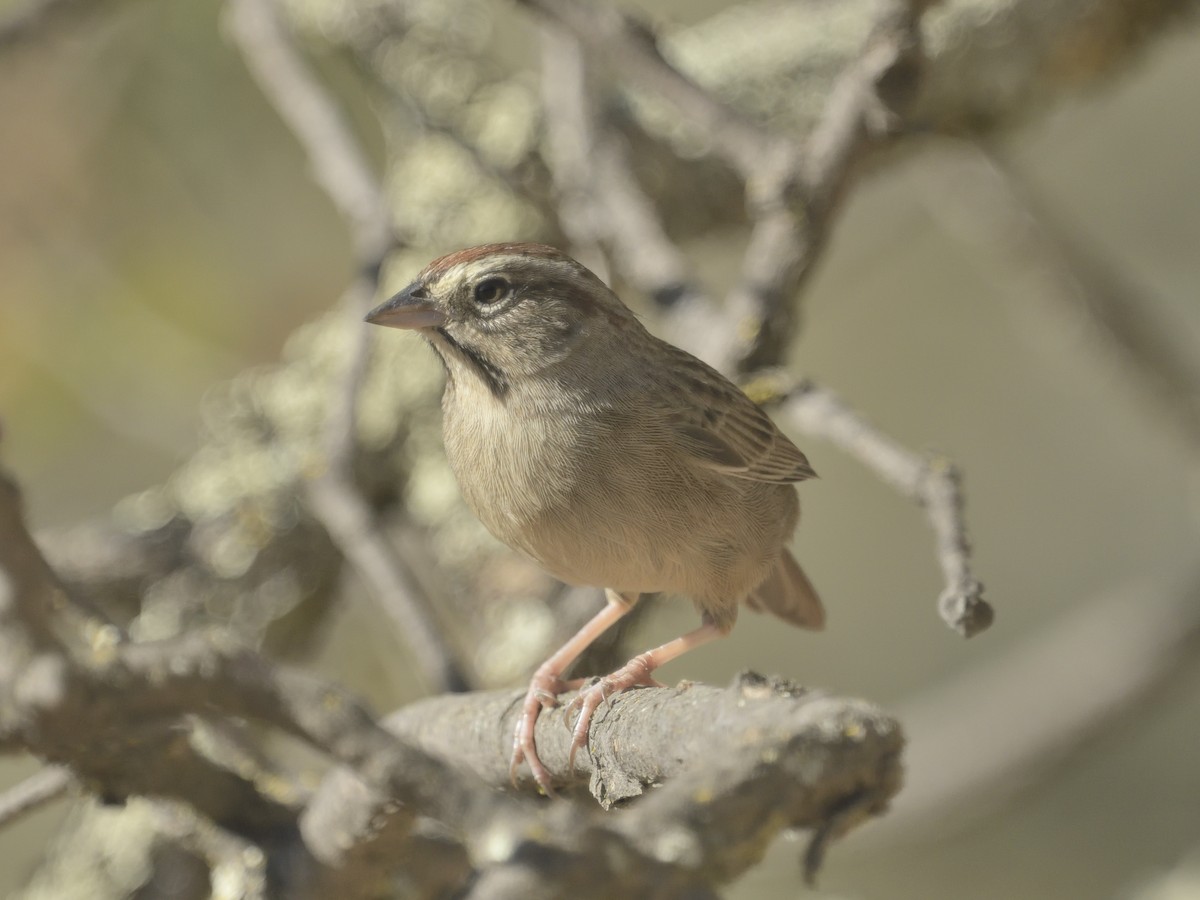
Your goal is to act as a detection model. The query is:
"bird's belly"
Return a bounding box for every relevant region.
[516,502,685,593]
[455,452,683,590]
[444,397,795,598]
[472,462,790,599]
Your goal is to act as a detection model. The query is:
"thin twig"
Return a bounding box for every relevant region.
[0,766,71,830]
[769,377,993,637]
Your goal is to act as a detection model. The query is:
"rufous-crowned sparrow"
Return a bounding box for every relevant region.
[366,243,823,793]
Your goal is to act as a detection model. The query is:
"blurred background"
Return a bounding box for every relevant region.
[1,0,1198,897]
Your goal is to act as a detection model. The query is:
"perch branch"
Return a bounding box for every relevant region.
[307,675,902,894]
[390,675,900,802]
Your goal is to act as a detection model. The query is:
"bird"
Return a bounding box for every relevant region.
[366,242,823,793]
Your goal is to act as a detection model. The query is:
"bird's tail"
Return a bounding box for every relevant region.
[745,549,825,630]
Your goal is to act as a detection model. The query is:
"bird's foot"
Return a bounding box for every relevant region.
[510,667,575,795]
[564,653,664,771]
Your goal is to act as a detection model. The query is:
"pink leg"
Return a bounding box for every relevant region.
[511,589,635,793]
[565,619,727,771]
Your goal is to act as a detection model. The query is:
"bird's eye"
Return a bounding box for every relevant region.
[473,277,510,305]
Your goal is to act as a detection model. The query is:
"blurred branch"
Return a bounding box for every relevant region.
[227,0,475,693]
[537,27,608,275]
[307,470,477,692]
[729,0,928,373]
[536,22,731,366]
[225,0,391,260]
[868,564,1200,841]
[0,471,305,834]
[0,0,91,49]
[0,453,492,884]
[652,0,1200,141]
[138,803,269,900]
[524,0,932,374]
[516,0,776,180]
[925,142,1200,454]
[1127,847,1200,900]
[0,766,71,830]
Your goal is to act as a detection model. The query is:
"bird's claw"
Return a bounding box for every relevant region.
[561,676,604,731]
[509,670,571,795]
[511,657,665,791]
[562,665,665,772]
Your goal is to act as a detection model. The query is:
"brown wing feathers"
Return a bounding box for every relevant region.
[661,347,815,484]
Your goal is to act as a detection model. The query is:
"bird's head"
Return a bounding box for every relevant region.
[365,243,639,395]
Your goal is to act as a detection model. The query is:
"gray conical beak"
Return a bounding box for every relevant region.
[365,282,447,330]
